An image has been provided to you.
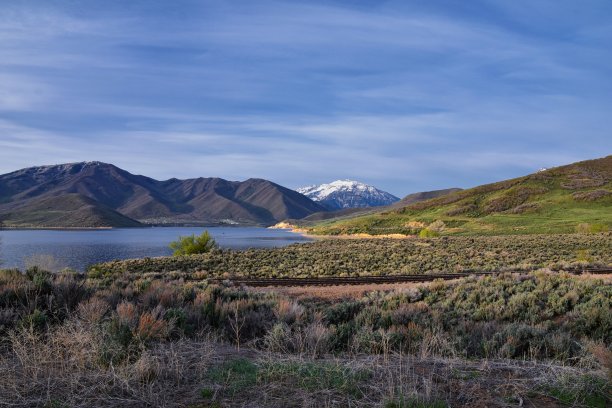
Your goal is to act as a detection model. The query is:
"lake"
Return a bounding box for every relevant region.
[0,227,311,271]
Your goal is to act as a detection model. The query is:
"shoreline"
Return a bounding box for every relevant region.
[268,222,414,240]
[0,226,116,231]
[305,232,414,239]
[0,224,264,231]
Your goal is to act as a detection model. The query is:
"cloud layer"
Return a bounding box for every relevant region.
[1,0,611,195]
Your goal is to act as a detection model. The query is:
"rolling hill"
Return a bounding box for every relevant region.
[308,155,612,236]
[0,162,326,228]
[393,188,463,207]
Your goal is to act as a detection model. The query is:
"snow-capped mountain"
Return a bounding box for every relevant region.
[297,180,400,210]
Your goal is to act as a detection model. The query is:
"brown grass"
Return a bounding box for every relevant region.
[0,322,215,407]
[1,263,610,407]
[235,352,608,408]
[0,312,609,407]
[251,280,466,300]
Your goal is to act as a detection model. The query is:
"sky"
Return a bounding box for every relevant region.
[0,0,611,197]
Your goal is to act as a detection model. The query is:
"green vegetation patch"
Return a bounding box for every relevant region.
[385,397,447,408]
[207,358,259,395]
[260,360,370,397]
[207,358,370,398]
[538,374,610,408]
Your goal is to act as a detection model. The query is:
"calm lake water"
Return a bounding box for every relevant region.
[0,227,311,271]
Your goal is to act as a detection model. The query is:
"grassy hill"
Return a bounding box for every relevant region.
[308,155,612,236]
[392,187,463,207]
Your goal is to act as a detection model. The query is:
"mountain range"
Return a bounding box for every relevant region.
[5,158,583,233]
[297,180,399,210]
[0,162,326,228]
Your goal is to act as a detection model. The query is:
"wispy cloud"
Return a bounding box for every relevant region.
[0,0,610,195]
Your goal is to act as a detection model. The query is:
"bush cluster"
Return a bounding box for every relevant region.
[2,265,610,365]
[88,233,611,279]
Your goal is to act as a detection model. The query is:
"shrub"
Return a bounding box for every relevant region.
[77,297,109,324]
[25,266,52,291]
[572,189,611,201]
[263,322,292,353]
[419,228,439,238]
[51,272,90,319]
[20,309,48,331]
[169,230,217,256]
[274,299,305,325]
[90,233,612,278]
[165,307,190,336]
[325,301,363,325]
[575,223,609,234]
[428,220,446,233]
[136,311,169,343]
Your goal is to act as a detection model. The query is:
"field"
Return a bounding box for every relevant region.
[0,264,610,407]
[89,233,612,279]
[0,230,611,407]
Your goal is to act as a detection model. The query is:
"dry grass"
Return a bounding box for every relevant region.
[574,273,612,284]
[200,351,609,408]
[251,280,463,300]
[251,273,612,299]
[0,323,609,407]
[0,322,215,407]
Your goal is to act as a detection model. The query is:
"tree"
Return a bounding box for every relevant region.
[169,230,217,256]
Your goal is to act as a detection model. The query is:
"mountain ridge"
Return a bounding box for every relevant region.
[297,179,400,210]
[0,162,326,228]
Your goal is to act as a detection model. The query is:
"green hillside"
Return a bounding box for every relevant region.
[308,155,612,236]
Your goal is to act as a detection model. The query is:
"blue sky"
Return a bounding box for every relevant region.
[0,0,611,196]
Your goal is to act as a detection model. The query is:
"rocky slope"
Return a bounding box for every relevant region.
[297,180,399,210]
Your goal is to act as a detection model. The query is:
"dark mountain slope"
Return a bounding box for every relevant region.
[0,194,142,228]
[0,162,326,228]
[235,179,325,221]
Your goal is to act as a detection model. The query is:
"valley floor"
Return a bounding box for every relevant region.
[1,233,610,407]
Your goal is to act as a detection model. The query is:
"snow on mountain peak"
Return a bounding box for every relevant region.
[297,180,399,210]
